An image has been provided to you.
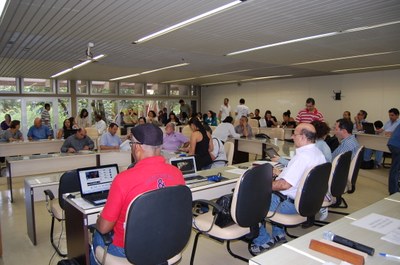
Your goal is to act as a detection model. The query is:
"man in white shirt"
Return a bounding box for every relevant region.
[251,123,326,254]
[100,123,122,150]
[213,116,240,142]
[94,114,107,135]
[235,98,249,120]
[218,98,231,122]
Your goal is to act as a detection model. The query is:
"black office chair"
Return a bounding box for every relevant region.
[190,163,273,264]
[346,146,364,194]
[268,162,331,238]
[94,185,193,265]
[44,170,80,257]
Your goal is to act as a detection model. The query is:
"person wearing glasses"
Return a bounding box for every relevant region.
[91,124,185,264]
[251,123,326,254]
[295,97,324,124]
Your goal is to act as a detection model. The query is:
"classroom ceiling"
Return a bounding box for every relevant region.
[0,0,399,86]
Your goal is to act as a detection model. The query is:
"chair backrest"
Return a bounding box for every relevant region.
[347,146,364,193]
[231,163,273,227]
[223,141,234,166]
[85,127,99,139]
[58,170,81,210]
[295,162,331,217]
[248,119,259,128]
[124,185,192,265]
[329,151,352,197]
[181,125,192,138]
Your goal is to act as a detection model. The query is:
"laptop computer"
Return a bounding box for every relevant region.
[77,164,119,205]
[362,122,375,134]
[169,156,207,184]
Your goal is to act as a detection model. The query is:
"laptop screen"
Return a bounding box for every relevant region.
[170,156,197,176]
[362,122,375,134]
[78,164,119,195]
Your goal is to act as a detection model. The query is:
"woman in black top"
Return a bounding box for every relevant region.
[188,118,213,170]
[281,110,296,128]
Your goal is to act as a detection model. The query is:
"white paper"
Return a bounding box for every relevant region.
[381,227,400,245]
[351,213,400,234]
[71,197,97,210]
[225,168,247,175]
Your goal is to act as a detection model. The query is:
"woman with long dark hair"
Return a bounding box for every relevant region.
[188,118,213,170]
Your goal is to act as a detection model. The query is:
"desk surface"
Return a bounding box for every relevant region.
[0,139,64,157]
[355,133,390,153]
[250,193,400,265]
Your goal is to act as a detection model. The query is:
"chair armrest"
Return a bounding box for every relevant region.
[43,189,55,200]
[272,191,286,202]
[89,225,114,246]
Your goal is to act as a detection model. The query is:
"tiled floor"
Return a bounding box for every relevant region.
[0,166,391,265]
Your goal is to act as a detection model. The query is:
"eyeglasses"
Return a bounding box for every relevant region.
[129,141,142,146]
[292,133,303,137]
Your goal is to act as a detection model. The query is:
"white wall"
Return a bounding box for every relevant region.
[201,69,400,127]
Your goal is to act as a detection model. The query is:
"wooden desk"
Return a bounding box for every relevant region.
[250,193,400,265]
[0,139,64,157]
[356,133,390,153]
[64,164,248,265]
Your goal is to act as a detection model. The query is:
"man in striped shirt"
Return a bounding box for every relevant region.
[295,98,324,124]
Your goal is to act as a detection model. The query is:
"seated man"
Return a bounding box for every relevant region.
[162,122,189,152]
[1,120,23,142]
[94,114,107,135]
[27,117,52,140]
[251,123,326,254]
[100,123,122,150]
[60,128,94,153]
[234,116,253,137]
[90,124,185,264]
[364,108,399,168]
[332,118,360,160]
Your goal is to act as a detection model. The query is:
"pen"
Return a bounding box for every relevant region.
[379,253,400,260]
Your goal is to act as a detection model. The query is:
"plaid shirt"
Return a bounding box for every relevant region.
[332,134,360,160]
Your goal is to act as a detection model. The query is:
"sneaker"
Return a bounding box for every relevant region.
[273,234,288,244]
[319,207,328,221]
[250,240,275,255]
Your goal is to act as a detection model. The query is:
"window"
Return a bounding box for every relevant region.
[146,83,168,96]
[169,84,189,96]
[119,82,144,95]
[57,98,71,129]
[0,77,18,93]
[91,81,117,95]
[57,80,70,94]
[89,99,117,124]
[22,78,53,93]
[118,99,145,118]
[0,98,22,123]
[76,80,89,94]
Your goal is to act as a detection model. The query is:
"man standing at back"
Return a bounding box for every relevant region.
[332,118,360,160]
[251,123,325,254]
[218,98,231,122]
[90,124,185,264]
[295,98,324,124]
[179,99,191,118]
[235,98,249,121]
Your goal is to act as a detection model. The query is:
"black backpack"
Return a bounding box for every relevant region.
[57,259,80,265]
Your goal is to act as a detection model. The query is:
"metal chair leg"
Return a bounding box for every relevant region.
[190,232,202,265]
[50,217,67,257]
[226,240,248,262]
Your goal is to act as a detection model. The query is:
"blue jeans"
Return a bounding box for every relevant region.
[90,231,125,265]
[364,148,383,165]
[388,145,400,194]
[253,193,297,246]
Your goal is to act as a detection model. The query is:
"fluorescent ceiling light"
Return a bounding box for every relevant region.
[133,0,245,44]
[331,64,400,73]
[162,69,252,83]
[0,0,8,19]
[291,51,396,66]
[227,20,400,56]
[202,74,292,86]
[110,63,189,81]
[50,54,106,78]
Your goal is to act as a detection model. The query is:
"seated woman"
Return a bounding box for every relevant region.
[1,120,23,142]
[147,110,161,126]
[281,110,296,128]
[204,110,218,126]
[57,118,75,139]
[166,112,181,126]
[137,117,146,125]
[187,118,213,170]
[264,110,278,127]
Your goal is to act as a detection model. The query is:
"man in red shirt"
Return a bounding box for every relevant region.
[295,97,324,124]
[91,124,185,264]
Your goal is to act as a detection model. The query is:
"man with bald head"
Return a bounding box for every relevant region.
[251,123,326,254]
[27,117,52,140]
